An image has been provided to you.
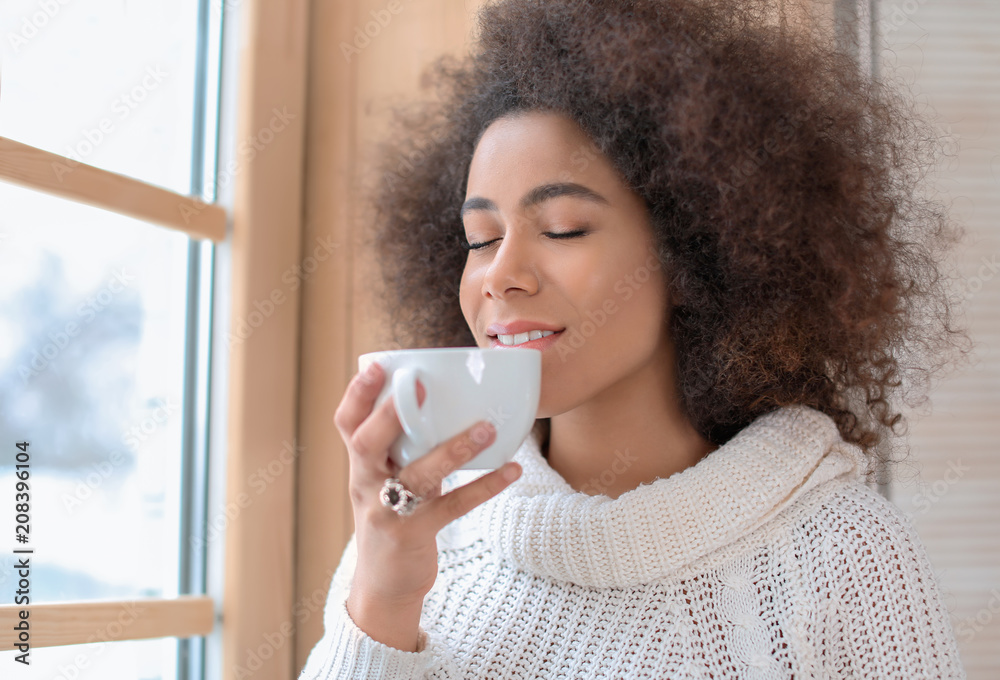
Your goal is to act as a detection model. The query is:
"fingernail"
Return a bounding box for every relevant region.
[364,362,381,379]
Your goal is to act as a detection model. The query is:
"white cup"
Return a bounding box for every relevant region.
[357,347,541,470]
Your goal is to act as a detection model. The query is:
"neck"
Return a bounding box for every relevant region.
[544,347,717,499]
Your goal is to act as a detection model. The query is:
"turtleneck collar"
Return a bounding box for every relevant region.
[438,404,862,588]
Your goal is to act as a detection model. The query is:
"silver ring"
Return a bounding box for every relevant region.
[379,477,423,517]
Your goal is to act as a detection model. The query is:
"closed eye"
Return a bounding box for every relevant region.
[461,228,589,252]
[461,237,500,252]
[546,228,588,240]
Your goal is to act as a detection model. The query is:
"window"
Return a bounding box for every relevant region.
[2,0,309,676]
[0,1,224,678]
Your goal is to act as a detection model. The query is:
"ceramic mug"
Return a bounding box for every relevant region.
[357,347,541,470]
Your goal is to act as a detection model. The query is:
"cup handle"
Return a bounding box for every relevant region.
[390,367,435,452]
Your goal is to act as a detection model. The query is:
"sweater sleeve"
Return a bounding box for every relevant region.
[812,484,966,679]
[297,532,442,680]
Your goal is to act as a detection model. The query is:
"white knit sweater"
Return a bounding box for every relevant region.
[299,405,965,679]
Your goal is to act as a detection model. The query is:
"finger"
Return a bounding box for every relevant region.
[399,420,496,499]
[349,375,427,468]
[333,363,386,439]
[426,462,522,527]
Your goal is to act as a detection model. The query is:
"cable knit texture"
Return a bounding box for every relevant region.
[299,405,965,679]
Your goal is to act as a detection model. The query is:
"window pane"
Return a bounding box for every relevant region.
[0,637,178,679]
[0,181,188,603]
[0,0,201,195]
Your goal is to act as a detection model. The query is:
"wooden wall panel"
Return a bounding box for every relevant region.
[878,2,1000,677]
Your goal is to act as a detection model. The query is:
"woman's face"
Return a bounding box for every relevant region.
[459,110,671,418]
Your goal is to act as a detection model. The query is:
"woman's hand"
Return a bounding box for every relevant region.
[334,361,522,649]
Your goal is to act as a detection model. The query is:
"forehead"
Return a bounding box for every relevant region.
[465,111,622,198]
[473,111,592,158]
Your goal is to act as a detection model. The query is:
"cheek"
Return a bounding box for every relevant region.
[618,266,669,339]
[573,253,666,343]
[562,249,635,316]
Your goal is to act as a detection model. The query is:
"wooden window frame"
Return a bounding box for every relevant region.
[0,137,226,241]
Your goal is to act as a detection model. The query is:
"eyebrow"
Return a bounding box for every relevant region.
[460,182,609,219]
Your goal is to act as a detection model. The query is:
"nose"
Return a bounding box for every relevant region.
[482,225,539,299]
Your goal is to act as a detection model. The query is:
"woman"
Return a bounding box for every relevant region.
[301,0,970,677]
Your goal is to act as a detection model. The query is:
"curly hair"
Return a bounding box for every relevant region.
[360,0,972,476]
